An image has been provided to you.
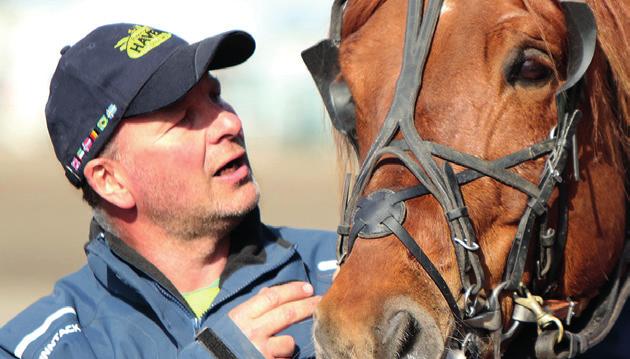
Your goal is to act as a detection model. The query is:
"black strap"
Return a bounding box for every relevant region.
[383,216,462,320]
[386,139,556,204]
[504,110,582,290]
[196,327,238,359]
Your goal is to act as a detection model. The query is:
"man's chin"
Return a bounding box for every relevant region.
[143,180,260,241]
[231,178,260,212]
[213,181,260,223]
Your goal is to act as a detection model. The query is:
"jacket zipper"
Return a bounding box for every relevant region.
[202,248,298,321]
[153,248,297,332]
[154,283,201,333]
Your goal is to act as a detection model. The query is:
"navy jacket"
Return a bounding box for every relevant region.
[0,210,337,358]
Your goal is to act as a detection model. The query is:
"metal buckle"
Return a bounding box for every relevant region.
[545,156,563,183]
[453,237,480,251]
[566,298,577,326]
[463,285,480,317]
[464,282,508,331]
[514,285,565,344]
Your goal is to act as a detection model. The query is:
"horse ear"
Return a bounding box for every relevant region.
[302,39,359,154]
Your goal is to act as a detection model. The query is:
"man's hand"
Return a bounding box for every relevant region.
[228,282,320,359]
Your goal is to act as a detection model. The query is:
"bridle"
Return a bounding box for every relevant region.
[302,0,630,358]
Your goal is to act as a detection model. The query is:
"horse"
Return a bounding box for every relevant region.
[302,0,629,357]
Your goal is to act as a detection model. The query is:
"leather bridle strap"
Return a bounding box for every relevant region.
[337,0,486,313]
[504,109,582,290]
[388,139,556,200]
[338,108,578,313]
[345,0,444,208]
[383,216,462,318]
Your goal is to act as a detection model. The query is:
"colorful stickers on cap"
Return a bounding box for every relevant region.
[69,104,117,173]
[97,115,108,131]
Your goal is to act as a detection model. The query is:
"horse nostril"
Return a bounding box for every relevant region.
[380,311,421,358]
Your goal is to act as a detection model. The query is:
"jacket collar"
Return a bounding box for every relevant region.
[84,208,296,344]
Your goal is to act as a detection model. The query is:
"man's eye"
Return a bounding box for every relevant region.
[177,115,192,127]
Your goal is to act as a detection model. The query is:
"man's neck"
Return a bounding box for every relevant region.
[113,217,231,293]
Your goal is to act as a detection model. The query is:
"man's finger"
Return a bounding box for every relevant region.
[267,335,295,358]
[231,282,314,320]
[253,295,321,337]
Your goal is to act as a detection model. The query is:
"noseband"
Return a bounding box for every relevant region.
[303,0,630,357]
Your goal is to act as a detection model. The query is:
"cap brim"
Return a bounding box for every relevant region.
[204,31,256,70]
[125,30,255,117]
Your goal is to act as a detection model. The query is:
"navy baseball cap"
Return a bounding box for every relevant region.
[45,23,255,187]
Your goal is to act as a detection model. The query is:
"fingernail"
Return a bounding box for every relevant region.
[303,283,314,295]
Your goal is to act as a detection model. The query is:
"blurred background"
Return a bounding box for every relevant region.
[0,0,343,325]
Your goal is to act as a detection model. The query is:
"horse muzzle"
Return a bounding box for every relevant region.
[313,296,447,359]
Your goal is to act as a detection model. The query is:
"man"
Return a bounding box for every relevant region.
[0,23,336,359]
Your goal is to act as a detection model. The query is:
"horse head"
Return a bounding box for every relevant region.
[303,0,628,357]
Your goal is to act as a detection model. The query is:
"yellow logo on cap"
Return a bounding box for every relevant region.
[114,25,172,59]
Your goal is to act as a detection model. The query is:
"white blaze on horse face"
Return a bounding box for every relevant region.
[441,0,453,15]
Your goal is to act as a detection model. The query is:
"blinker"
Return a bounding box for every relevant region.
[301,40,358,153]
[557,0,597,95]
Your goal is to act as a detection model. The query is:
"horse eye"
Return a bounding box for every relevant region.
[518,59,551,81]
[507,50,553,86]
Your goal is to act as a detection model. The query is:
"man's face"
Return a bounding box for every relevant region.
[113,73,259,239]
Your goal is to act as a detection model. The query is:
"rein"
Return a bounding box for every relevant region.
[302,0,630,357]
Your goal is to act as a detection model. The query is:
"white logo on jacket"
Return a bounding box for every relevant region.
[38,324,81,359]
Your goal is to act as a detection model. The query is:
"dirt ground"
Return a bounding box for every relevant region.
[0,140,341,325]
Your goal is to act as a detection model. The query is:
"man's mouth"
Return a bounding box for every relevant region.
[215,156,245,177]
[213,153,250,183]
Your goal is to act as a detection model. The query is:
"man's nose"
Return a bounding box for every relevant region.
[207,108,243,144]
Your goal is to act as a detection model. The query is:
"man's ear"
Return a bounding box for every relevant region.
[84,158,136,209]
